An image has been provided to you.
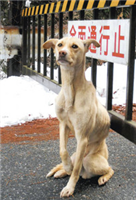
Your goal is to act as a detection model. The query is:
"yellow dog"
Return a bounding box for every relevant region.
[43,37,114,198]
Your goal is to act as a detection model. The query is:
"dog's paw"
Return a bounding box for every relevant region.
[98,176,107,186]
[54,170,67,178]
[46,171,54,178]
[60,186,74,198]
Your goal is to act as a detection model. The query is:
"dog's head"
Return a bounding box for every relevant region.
[43,37,100,68]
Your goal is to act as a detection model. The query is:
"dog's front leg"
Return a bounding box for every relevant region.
[60,137,87,198]
[59,122,73,175]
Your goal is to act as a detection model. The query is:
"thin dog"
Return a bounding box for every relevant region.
[43,37,114,198]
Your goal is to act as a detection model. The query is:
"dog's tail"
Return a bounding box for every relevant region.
[46,163,68,178]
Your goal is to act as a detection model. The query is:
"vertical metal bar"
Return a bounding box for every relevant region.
[125,5,136,120]
[27,16,30,67]
[91,59,97,88]
[69,11,73,20]
[59,13,63,39]
[43,14,47,76]
[106,7,116,110]
[50,13,54,80]
[37,15,41,73]
[107,62,114,110]
[58,12,63,84]
[32,15,35,70]
[91,9,98,88]
[22,17,27,65]
[23,1,25,8]
[80,10,84,20]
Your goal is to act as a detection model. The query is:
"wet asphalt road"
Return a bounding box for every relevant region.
[1,132,136,200]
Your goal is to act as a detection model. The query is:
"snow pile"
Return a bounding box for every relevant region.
[0,76,57,127]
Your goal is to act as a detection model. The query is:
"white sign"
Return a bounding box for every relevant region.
[68,20,130,65]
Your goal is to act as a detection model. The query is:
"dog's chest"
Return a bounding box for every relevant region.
[56,102,73,122]
[55,88,91,132]
[55,97,75,130]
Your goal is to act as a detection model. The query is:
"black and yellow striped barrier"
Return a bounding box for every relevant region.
[22,0,136,17]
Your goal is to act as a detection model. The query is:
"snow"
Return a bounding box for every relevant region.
[0,75,57,127]
[0,60,136,127]
[85,62,136,106]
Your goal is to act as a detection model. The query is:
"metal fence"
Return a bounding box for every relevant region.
[21,0,136,144]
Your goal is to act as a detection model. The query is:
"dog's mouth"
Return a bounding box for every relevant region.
[57,58,70,64]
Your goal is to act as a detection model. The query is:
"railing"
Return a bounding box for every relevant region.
[21,0,136,144]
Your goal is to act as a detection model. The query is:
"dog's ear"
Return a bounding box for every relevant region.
[42,39,59,49]
[83,39,100,53]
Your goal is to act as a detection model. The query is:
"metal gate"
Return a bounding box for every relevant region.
[21,0,136,144]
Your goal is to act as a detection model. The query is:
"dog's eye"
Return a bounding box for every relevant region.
[72,44,78,49]
[58,43,62,47]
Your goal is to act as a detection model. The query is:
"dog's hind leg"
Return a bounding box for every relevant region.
[98,166,114,185]
[46,163,68,178]
[82,153,114,185]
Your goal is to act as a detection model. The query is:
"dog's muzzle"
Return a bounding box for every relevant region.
[58,50,69,64]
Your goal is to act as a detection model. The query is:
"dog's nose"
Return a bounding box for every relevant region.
[59,50,67,57]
